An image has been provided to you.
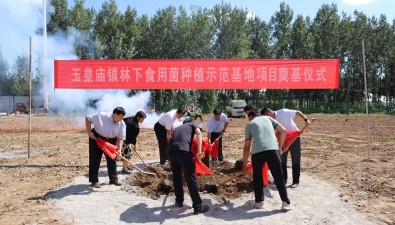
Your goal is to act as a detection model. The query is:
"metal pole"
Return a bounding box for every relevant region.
[362,40,371,160]
[43,0,49,111]
[28,37,32,158]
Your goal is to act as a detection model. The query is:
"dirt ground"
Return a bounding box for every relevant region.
[0,113,394,225]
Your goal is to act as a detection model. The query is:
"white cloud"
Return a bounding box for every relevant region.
[342,0,378,6]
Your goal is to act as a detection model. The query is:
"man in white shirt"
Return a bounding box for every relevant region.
[261,107,311,188]
[207,109,229,162]
[86,107,126,188]
[154,108,186,165]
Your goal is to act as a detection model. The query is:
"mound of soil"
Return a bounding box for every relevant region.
[126,160,254,199]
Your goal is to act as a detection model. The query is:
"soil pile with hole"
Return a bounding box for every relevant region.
[126,160,254,199]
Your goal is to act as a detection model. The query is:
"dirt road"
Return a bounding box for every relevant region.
[0,114,394,224]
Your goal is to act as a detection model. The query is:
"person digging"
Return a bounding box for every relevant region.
[167,118,209,215]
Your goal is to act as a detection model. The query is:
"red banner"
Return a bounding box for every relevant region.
[54,59,339,89]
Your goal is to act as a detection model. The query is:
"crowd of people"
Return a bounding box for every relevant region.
[85,104,311,214]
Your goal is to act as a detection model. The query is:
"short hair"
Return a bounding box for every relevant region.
[244,104,253,112]
[213,108,222,115]
[248,111,257,118]
[113,107,126,116]
[135,111,146,119]
[176,108,186,115]
[183,117,193,124]
[260,107,271,116]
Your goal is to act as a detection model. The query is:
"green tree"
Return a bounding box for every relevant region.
[149,6,178,58]
[338,12,353,113]
[134,15,152,58]
[9,54,29,96]
[247,16,270,59]
[212,3,252,59]
[0,47,10,95]
[290,15,314,108]
[311,4,341,58]
[290,15,313,59]
[48,0,69,34]
[267,2,294,107]
[348,11,371,104]
[68,0,94,30]
[68,0,97,59]
[269,2,294,58]
[93,0,124,59]
[197,90,218,113]
[188,7,215,58]
[310,3,341,113]
[120,6,139,59]
[369,15,392,104]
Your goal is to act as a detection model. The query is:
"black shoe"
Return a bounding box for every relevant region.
[109,180,122,186]
[193,204,209,215]
[122,169,132,174]
[290,183,299,188]
[175,201,183,207]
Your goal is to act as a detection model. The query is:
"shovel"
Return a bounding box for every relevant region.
[222,171,244,185]
[130,144,160,176]
[116,152,156,176]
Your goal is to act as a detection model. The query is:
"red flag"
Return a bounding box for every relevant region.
[262,162,269,186]
[203,140,212,155]
[95,138,117,160]
[191,138,212,157]
[193,158,213,180]
[194,158,213,175]
[276,130,303,150]
[210,139,219,158]
[246,162,268,186]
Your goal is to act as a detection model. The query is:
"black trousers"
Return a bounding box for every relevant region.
[194,114,203,121]
[281,137,301,184]
[168,149,202,208]
[89,129,118,183]
[154,122,168,165]
[210,132,223,161]
[251,150,290,204]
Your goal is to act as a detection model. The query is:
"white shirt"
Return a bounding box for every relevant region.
[86,112,126,140]
[274,109,299,132]
[158,109,178,131]
[207,113,228,133]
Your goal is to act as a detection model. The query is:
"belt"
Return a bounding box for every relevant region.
[157,121,166,127]
[92,129,117,141]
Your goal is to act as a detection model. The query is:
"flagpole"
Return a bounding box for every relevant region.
[28,37,32,158]
[362,40,371,160]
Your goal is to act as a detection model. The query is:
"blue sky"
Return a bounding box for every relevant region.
[0,0,394,67]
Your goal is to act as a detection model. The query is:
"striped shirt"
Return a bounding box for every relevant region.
[86,112,126,140]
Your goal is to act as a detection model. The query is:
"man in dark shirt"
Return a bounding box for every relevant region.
[167,118,209,215]
[122,111,146,174]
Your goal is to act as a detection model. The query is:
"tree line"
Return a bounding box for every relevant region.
[1,0,394,114]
